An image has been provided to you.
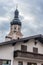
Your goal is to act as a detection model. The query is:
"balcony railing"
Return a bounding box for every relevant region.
[14,50,43,60]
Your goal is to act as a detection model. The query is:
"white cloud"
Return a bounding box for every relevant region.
[0,0,43,42]
[24,16,34,22]
[0,17,9,21]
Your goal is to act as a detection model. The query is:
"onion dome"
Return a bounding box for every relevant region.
[11,18,21,26]
[11,9,21,26]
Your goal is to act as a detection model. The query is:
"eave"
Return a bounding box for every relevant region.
[0,34,43,46]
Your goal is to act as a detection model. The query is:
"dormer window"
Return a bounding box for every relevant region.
[21,45,27,52]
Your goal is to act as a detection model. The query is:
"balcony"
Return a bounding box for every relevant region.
[14,50,43,60]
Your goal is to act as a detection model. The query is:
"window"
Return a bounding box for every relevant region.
[33,47,38,53]
[18,37,19,39]
[14,27,16,30]
[0,60,11,65]
[14,30,16,32]
[18,27,20,31]
[21,45,27,52]
[0,60,2,65]
[14,27,16,32]
[27,62,37,65]
[18,61,23,65]
[41,64,43,65]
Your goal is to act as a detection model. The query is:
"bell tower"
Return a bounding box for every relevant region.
[5,8,23,41]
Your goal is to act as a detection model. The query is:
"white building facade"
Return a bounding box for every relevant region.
[0,9,43,65]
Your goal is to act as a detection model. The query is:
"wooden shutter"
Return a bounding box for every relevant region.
[21,45,27,52]
[33,47,38,53]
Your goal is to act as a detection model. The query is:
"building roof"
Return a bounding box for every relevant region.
[0,34,43,46]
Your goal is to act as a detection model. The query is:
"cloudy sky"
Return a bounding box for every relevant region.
[0,0,43,42]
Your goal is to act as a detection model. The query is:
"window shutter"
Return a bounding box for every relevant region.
[33,47,38,53]
[21,45,27,52]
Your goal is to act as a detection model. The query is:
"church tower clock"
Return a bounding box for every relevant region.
[5,8,23,41]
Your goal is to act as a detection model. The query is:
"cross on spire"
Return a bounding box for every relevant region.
[16,4,18,9]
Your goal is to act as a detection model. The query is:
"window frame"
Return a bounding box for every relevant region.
[21,45,27,52]
[33,47,38,53]
[0,59,11,65]
[18,61,23,65]
[27,62,37,65]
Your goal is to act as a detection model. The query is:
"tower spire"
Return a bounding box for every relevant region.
[16,4,18,9]
[14,4,19,18]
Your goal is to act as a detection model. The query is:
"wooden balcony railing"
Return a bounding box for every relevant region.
[14,50,43,60]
